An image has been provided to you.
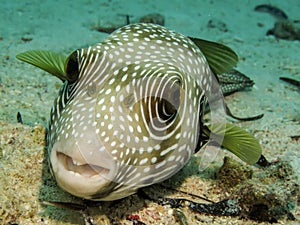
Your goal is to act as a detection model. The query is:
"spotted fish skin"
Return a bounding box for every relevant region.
[48,23,214,201]
[218,69,254,96]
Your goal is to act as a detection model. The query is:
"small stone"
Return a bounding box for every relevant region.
[207,19,228,32]
[217,157,253,189]
[139,13,165,26]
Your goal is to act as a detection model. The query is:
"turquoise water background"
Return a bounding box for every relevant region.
[0,1,299,224]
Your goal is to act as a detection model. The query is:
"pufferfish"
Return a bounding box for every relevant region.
[17,23,247,201]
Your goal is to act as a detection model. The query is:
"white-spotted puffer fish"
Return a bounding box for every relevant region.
[17,23,259,201]
[49,23,216,201]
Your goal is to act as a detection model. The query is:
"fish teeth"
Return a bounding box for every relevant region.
[91,174,101,178]
[69,171,81,177]
[72,159,86,166]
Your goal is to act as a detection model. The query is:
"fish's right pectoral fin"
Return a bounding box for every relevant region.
[16,50,67,82]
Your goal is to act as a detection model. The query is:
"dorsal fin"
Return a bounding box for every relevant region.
[189,37,238,75]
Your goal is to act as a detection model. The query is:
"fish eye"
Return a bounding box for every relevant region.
[65,50,79,83]
[159,84,181,122]
[163,88,180,116]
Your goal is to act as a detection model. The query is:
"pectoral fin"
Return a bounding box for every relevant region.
[16,50,67,82]
[204,123,262,165]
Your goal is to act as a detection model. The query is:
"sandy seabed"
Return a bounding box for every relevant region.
[0,0,299,224]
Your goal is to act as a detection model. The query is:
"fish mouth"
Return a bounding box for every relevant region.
[57,152,110,178]
[50,145,116,199]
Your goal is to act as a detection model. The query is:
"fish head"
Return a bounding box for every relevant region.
[47,23,216,200]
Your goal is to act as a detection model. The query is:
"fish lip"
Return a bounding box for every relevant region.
[50,145,117,199]
[56,152,110,178]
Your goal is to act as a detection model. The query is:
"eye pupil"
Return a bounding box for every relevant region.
[160,86,181,122]
[65,50,79,83]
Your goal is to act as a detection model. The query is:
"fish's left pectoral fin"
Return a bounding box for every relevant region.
[16,50,67,82]
[189,37,238,75]
[208,123,262,165]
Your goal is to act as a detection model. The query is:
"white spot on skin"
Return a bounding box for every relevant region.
[115,85,121,92]
[137,125,142,133]
[147,147,153,153]
[143,167,151,173]
[112,149,118,154]
[129,125,134,133]
[98,98,105,105]
[139,158,148,165]
[108,123,113,130]
[121,74,128,82]
[151,157,157,164]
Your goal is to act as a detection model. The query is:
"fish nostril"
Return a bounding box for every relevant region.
[57,152,110,178]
